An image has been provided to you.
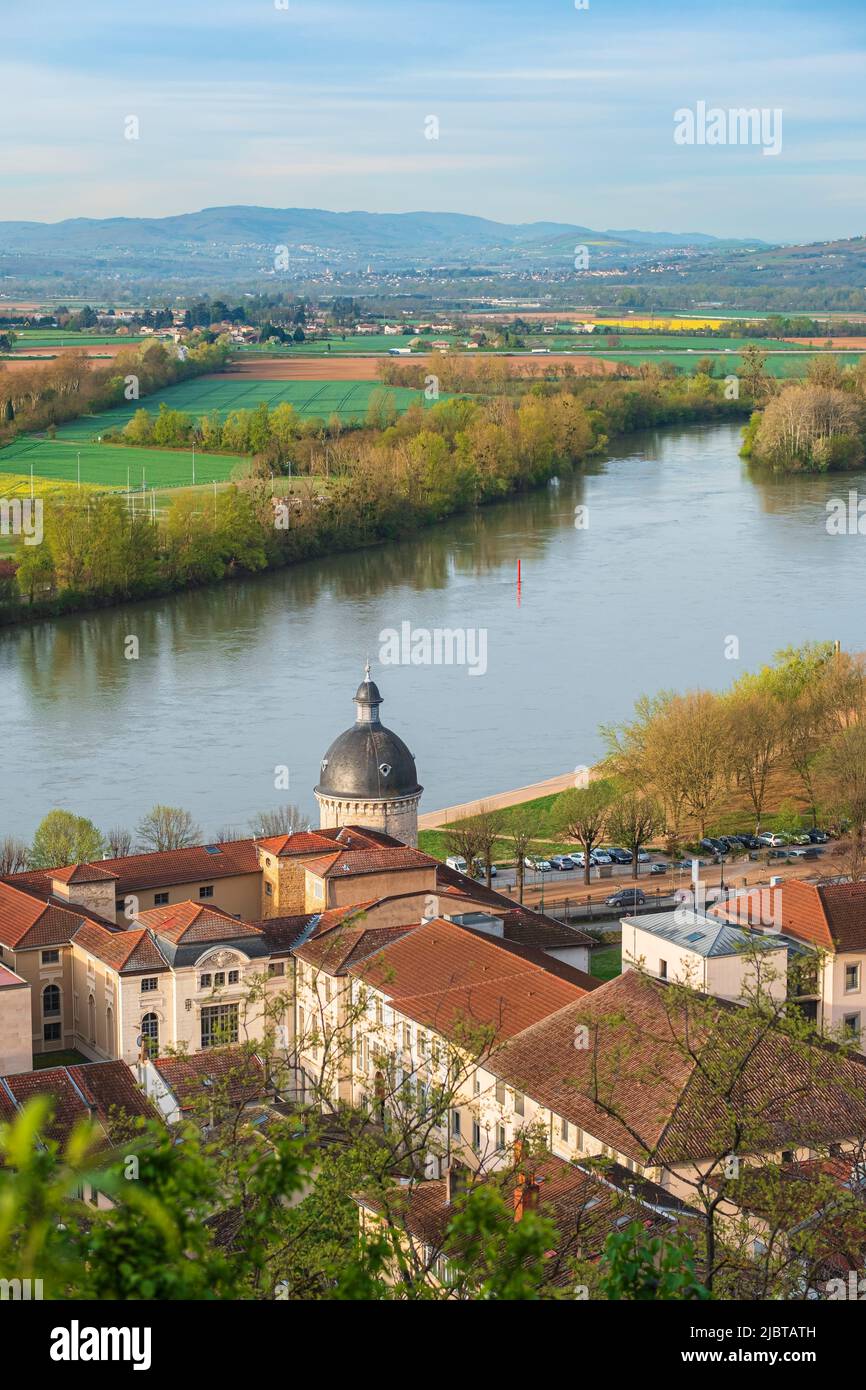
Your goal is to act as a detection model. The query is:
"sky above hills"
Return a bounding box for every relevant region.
[2,0,865,242]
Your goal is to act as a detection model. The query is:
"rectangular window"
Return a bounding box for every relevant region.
[214,972,225,987]
[560,1115,569,1142]
[495,1079,506,1106]
[375,998,383,1026]
[43,1021,61,1042]
[403,1022,412,1051]
[844,1012,861,1042]
[846,963,861,993]
[141,977,158,992]
[497,1124,506,1151]
[199,885,214,899]
[201,1003,239,1049]
[41,949,60,965]
[265,882,272,897]
[451,1109,461,1137]
[199,973,212,989]
[313,881,324,901]
[473,1071,481,1096]
[228,970,239,985]
[268,962,285,978]
[513,1091,525,1118]
[154,892,169,906]
[472,1120,481,1149]
[659,959,668,980]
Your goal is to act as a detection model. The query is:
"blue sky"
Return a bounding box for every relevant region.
[2,0,865,241]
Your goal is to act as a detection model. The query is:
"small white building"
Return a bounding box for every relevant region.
[621,909,789,1004]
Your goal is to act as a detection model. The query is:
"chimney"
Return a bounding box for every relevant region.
[445,1162,470,1205]
[513,1171,541,1222]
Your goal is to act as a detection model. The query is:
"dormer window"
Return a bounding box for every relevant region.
[379,763,392,777]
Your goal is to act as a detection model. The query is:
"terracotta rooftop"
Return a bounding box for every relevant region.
[0,1060,156,1148]
[358,1154,695,1288]
[297,922,415,975]
[135,901,261,946]
[303,846,436,880]
[8,837,261,897]
[495,970,866,1167]
[0,878,119,951]
[347,918,591,1046]
[151,1048,268,1112]
[72,922,169,973]
[257,825,397,858]
[51,863,119,885]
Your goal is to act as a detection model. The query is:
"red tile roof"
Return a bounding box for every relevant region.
[51,863,119,885]
[718,878,866,953]
[348,919,590,1046]
[304,846,436,880]
[0,1061,155,1147]
[297,922,415,975]
[73,922,169,973]
[135,901,261,945]
[496,970,866,1166]
[9,837,261,897]
[152,1049,268,1111]
[0,879,114,951]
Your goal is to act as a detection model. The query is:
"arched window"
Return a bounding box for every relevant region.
[141,1012,159,1058]
[88,994,96,1043]
[106,1006,114,1050]
[42,983,61,1017]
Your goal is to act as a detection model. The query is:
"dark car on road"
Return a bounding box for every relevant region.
[807,828,830,844]
[700,838,725,856]
[605,847,633,864]
[605,887,647,908]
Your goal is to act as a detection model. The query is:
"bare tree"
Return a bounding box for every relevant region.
[606,792,661,880]
[0,835,29,875]
[104,826,133,858]
[136,804,201,852]
[249,805,310,838]
[554,782,613,886]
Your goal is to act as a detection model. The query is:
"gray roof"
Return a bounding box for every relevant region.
[623,909,789,959]
[316,672,421,801]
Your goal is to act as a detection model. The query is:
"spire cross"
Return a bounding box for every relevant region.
[364,656,371,682]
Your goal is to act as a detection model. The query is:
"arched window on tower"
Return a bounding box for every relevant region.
[141,1012,159,1058]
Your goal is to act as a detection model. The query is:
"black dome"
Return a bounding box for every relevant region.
[315,668,422,801]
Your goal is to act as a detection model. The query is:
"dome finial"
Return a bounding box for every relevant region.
[364,655,371,682]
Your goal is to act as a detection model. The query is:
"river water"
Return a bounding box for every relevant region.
[4,421,864,840]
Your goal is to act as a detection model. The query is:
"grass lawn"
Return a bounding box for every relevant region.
[0,437,248,488]
[47,379,444,447]
[590,943,622,981]
[32,1049,90,1070]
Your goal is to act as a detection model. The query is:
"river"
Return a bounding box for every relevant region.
[4,420,865,841]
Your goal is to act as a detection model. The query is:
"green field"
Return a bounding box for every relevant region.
[49,377,442,444]
[590,350,864,378]
[9,330,147,348]
[0,438,246,488]
[239,334,451,355]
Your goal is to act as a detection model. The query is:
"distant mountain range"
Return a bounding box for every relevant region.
[0,204,769,269]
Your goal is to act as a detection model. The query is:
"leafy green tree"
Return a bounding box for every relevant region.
[30,809,103,867]
[554,781,615,885]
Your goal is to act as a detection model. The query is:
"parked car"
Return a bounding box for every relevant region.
[524,856,553,872]
[788,846,821,859]
[591,850,613,865]
[446,856,468,873]
[736,834,762,850]
[700,837,725,856]
[767,848,790,861]
[649,862,668,874]
[635,850,651,863]
[807,828,830,843]
[550,855,576,871]
[605,887,647,908]
[788,831,811,845]
[606,847,632,864]
[757,832,788,848]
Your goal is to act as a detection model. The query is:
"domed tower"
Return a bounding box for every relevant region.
[315,665,423,846]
